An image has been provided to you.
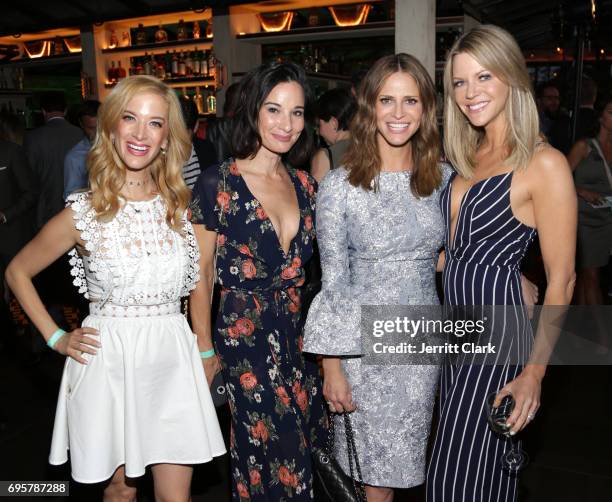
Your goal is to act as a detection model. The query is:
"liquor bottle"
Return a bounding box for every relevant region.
[116,60,127,80]
[171,50,179,77]
[177,19,188,41]
[178,51,186,76]
[193,21,201,39]
[108,30,118,50]
[120,30,131,47]
[207,50,216,79]
[155,23,168,43]
[135,57,144,75]
[201,51,209,77]
[193,48,201,76]
[156,56,166,80]
[143,52,151,75]
[136,23,147,45]
[164,50,172,76]
[206,90,216,114]
[194,86,204,114]
[181,87,189,101]
[314,48,321,73]
[205,18,213,38]
[185,50,193,77]
[107,61,117,83]
[128,57,135,76]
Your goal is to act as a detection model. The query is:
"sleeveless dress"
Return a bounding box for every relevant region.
[49,193,226,483]
[190,159,326,501]
[304,165,450,488]
[574,139,612,269]
[427,172,537,502]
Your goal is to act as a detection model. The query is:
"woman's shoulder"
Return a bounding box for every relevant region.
[319,165,351,188]
[530,144,570,173]
[65,190,93,213]
[438,161,456,186]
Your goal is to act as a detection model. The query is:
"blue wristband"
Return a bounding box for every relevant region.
[200,349,215,359]
[47,328,67,349]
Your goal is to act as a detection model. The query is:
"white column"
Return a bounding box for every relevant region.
[395,0,436,79]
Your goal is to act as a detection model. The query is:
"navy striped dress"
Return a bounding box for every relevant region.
[426,172,537,502]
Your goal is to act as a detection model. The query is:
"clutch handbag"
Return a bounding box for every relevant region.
[312,412,367,502]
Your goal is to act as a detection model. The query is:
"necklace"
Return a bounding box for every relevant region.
[126,178,151,187]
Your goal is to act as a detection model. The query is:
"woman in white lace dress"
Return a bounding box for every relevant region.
[6,76,225,500]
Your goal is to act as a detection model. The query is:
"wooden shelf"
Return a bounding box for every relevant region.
[101,37,213,55]
[306,71,351,82]
[236,22,394,44]
[105,75,215,89]
[0,53,81,67]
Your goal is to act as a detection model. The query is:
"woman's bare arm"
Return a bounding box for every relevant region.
[310,148,331,183]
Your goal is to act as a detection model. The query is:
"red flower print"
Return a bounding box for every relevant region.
[239,244,253,257]
[242,259,257,279]
[278,465,294,486]
[308,184,315,196]
[255,207,267,220]
[281,266,298,280]
[292,381,301,396]
[239,371,258,390]
[297,336,303,353]
[235,318,255,336]
[296,389,308,412]
[296,170,309,188]
[295,277,305,287]
[237,481,250,499]
[291,257,302,268]
[249,469,261,486]
[229,162,240,176]
[217,234,226,246]
[228,326,239,339]
[288,301,300,314]
[217,191,231,212]
[290,473,300,488]
[251,420,269,442]
[276,386,291,407]
[304,215,313,230]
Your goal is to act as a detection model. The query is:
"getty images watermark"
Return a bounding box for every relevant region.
[360,305,612,366]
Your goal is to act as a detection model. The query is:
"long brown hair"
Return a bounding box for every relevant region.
[344,53,441,196]
[88,76,191,231]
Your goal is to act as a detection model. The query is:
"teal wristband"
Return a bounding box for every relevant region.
[200,349,215,359]
[47,328,67,349]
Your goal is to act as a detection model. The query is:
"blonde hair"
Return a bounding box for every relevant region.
[443,24,541,178]
[344,53,441,196]
[88,75,191,231]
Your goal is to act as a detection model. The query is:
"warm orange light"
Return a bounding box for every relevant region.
[329,4,371,27]
[257,12,294,32]
[64,35,82,53]
[556,47,562,53]
[24,40,50,58]
[600,49,605,54]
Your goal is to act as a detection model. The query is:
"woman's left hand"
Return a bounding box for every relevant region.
[202,355,222,387]
[493,370,542,435]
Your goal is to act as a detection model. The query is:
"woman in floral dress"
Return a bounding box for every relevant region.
[190,62,325,501]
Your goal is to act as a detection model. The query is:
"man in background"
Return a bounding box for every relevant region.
[63,100,100,199]
[24,91,83,228]
[536,81,571,154]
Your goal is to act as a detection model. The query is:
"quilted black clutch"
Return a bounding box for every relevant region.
[312,412,367,502]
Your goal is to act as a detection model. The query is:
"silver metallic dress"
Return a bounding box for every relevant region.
[304,166,450,488]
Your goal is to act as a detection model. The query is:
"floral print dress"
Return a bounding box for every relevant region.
[190,159,326,501]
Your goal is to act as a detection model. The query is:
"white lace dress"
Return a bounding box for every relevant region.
[49,193,226,483]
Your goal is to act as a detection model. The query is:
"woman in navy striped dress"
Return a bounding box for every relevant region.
[426,25,577,502]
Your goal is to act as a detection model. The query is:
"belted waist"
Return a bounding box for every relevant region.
[350,255,434,263]
[221,286,297,297]
[89,301,181,318]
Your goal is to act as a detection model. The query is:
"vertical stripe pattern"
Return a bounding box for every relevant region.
[426,172,537,502]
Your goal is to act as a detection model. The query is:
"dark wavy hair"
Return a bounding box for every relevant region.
[317,88,357,131]
[344,53,441,197]
[231,62,314,168]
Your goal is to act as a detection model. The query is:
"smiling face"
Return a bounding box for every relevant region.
[375,71,423,148]
[451,52,509,129]
[257,81,305,156]
[112,92,169,171]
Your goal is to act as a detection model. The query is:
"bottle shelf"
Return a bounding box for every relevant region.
[105,76,215,88]
[101,37,213,54]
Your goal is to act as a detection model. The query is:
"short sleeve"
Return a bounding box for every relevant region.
[189,163,222,232]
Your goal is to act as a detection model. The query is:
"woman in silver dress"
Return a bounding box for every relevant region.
[303,54,449,501]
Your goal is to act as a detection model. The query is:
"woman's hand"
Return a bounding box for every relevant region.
[577,187,604,205]
[322,358,356,413]
[520,274,538,317]
[493,369,542,435]
[202,355,222,387]
[53,327,100,365]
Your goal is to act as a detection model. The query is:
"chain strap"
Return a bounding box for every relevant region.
[343,413,367,502]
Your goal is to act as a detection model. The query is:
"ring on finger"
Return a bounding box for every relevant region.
[527,412,536,420]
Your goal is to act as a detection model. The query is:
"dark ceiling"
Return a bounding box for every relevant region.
[0,0,610,50]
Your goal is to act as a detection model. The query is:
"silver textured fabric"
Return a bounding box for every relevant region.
[304,165,451,488]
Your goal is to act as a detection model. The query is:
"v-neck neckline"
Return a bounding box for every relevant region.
[237,166,302,258]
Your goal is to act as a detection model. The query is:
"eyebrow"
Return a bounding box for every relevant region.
[123,109,166,121]
[263,101,304,109]
[379,95,419,98]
